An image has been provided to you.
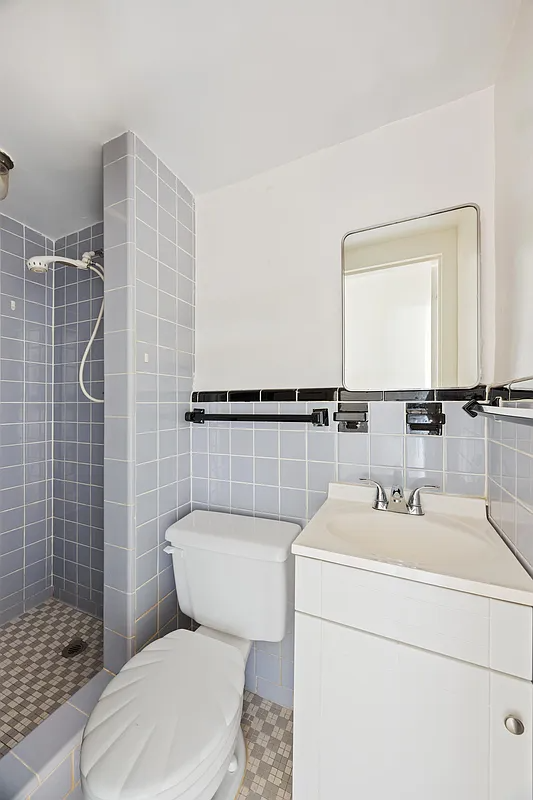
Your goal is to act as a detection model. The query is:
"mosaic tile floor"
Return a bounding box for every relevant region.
[239,691,293,799]
[0,597,102,757]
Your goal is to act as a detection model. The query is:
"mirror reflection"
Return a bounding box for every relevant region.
[342,205,479,391]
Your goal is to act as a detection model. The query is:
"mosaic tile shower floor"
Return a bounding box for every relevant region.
[0,597,102,757]
[239,691,293,799]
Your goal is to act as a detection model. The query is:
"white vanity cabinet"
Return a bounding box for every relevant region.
[293,557,533,800]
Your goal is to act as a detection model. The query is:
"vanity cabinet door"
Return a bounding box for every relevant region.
[490,670,532,797]
[293,613,532,800]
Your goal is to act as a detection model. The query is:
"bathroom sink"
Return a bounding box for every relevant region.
[292,483,533,604]
[327,509,487,570]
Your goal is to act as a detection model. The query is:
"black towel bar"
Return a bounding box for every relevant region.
[185,408,329,427]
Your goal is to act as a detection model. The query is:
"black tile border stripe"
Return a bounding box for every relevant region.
[489,386,509,401]
[261,389,297,401]
[339,390,382,402]
[298,388,338,401]
[228,390,261,402]
[194,391,228,402]
[435,387,486,401]
[508,389,533,401]
[384,390,435,402]
[191,385,508,402]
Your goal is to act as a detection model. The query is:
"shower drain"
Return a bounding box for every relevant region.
[61,638,88,658]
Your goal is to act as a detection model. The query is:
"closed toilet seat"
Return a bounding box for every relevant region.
[81,630,246,800]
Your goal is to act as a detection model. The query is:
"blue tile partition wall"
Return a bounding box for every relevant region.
[103,132,194,670]
[0,215,54,625]
[487,407,533,575]
[190,399,487,707]
[52,225,104,618]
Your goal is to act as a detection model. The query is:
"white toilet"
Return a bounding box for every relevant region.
[80,510,300,800]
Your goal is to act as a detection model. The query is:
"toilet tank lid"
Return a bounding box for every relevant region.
[166,510,301,562]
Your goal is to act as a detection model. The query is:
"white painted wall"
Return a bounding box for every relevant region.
[195,89,495,391]
[494,0,533,384]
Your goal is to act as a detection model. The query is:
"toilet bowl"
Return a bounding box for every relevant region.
[81,627,249,800]
[80,511,299,800]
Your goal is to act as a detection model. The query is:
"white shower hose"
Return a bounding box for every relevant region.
[79,262,105,403]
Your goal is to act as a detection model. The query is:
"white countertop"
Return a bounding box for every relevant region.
[292,483,533,606]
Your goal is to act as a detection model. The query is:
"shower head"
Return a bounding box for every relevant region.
[26,255,87,273]
[26,251,99,274]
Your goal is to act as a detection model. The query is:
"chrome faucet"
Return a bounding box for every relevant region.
[360,479,438,516]
[362,478,388,511]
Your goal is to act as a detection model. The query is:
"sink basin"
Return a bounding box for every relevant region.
[292,482,533,604]
[327,509,487,570]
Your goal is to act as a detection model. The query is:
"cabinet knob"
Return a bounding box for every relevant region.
[504,716,525,736]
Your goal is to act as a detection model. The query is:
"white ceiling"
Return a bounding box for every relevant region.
[0,0,520,239]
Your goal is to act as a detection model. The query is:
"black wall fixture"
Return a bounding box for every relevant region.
[406,403,446,435]
[334,403,368,432]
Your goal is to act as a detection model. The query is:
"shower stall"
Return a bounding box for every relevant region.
[0,131,195,790]
[0,219,105,755]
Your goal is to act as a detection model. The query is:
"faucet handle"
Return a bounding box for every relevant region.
[360,478,388,511]
[407,485,439,515]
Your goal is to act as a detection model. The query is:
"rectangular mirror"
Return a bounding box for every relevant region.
[342,205,479,391]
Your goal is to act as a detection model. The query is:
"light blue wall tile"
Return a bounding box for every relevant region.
[256,678,293,709]
[280,487,306,519]
[280,460,306,490]
[443,402,485,437]
[446,437,485,474]
[369,402,405,434]
[255,485,280,516]
[307,431,336,462]
[256,649,281,684]
[255,457,279,487]
[209,428,229,454]
[136,188,157,229]
[338,432,369,465]
[135,138,157,172]
[103,132,134,166]
[231,456,253,483]
[103,627,134,674]
[209,479,230,507]
[370,435,404,468]
[280,431,305,460]
[11,702,85,782]
[104,577,135,636]
[29,753,72,798]
[307,461,336,492]
[67,671,113,716]
[404,469,443,492]
[245,648,257,692]
[231,482,254,512]
[405,436,443,471]
[445,472,484,497]
[104,156,134,208]
[231,428,253,456]
[105,200,134,247]
[158,179,176,217]
[254,429,279,458]
[192,454,208,479]
[136,158,157,200]
[0,753,39,799]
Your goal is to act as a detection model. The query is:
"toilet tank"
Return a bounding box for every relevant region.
[165,511,300,642]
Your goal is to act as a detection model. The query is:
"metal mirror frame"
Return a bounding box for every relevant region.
[341,203,481,392]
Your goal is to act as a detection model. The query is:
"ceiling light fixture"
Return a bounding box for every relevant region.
[0,149,15,200]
